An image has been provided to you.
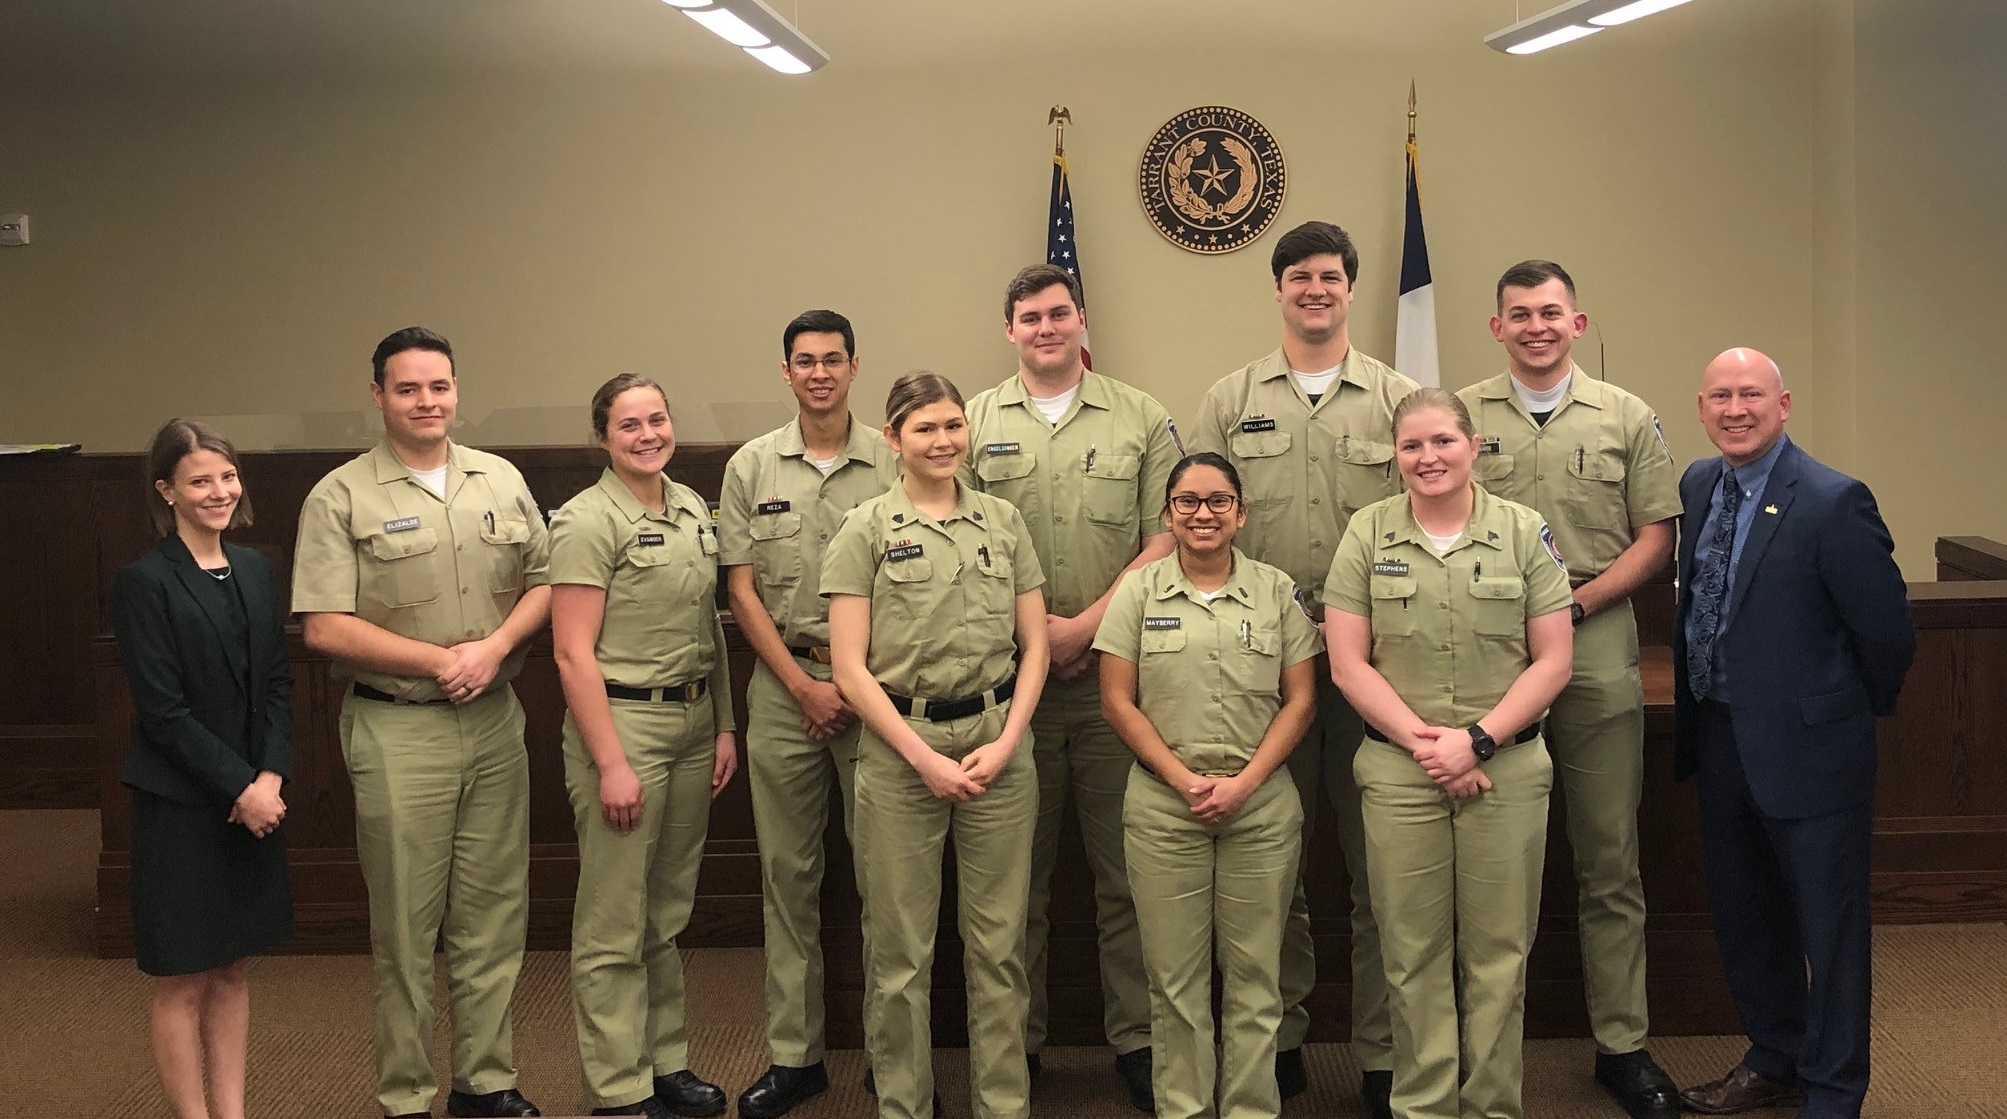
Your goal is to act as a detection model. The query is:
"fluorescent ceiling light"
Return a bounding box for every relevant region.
[660,0,830,74]
[1506,24,1604,53]
[1486,0,1704,55]
[1590,0,1699,25]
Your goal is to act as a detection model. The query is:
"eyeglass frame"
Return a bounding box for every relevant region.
[788,353,855,372]
[1166,493,1243,515]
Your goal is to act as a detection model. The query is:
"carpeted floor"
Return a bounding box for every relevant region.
[4,809,2002,1118]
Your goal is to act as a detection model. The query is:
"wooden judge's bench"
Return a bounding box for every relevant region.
[2,447,2002,1046]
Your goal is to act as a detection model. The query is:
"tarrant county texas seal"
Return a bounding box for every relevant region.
[1138,106,1287,255]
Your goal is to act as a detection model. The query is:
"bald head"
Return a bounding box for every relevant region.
[1698,347,1791,467]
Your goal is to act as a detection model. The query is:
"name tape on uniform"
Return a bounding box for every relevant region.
[1372,560,1411,577]
[1478,437,1502,455]
[1239,417,1278,433]
[984,442,1023,455]
[886,543,925,562]
[1143,616,1183,630]
[636,532,665,547]
[384,516,422,533]
[755,500,792,515]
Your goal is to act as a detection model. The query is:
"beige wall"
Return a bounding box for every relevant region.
[2,0,1986,576]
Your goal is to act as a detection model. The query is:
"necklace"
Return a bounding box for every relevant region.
[207,566,232,581]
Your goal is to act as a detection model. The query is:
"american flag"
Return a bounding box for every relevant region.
[1048,152,1092,369]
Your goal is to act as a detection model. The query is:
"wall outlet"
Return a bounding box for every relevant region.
[0,215,29,246]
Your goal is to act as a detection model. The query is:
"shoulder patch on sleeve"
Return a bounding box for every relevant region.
[1539,523,1567,574]
[1291,584,1317,620]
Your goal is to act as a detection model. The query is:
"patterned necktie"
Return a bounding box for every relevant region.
[1687,467,1741,700]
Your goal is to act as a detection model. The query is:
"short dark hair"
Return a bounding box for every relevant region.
[1003,263,1083,321]
[1495,260,1577,311]
[1270,221,1359,286]
[1164,451,1243,506]
[782,310,856,361]
[371,326,454,387]
[144,418,254,536]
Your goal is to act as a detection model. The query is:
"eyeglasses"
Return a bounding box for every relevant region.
[1168,493,1241,514]
[790,354,852,372]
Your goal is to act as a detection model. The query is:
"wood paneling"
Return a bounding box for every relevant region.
[1936,535,2007,581]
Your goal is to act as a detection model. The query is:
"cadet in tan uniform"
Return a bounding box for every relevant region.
[1324,388,1574,1119]
[718,311,897,1119]
[1455,261,1683,1119]
[549,374,737,1118]
[1186,221,1415,1116]
[824,372,1050,1119]
[294,327,549,1119]
[1096,452,1320,1119]
[963,263,1178,1110]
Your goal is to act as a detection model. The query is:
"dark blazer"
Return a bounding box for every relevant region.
[109,535,294,807]
[1671,438,1914,819]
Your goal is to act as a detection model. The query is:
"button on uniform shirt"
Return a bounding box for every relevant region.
[1459,367,1682,587]
[717,416,900,648]
[1093,549,1321,775]
[820,484,1044,701]
[293,441,551,702]
[962,371,1179,618]
[548,469,732,729]
[1323,486,1574,728]
[1684,435,1790,703]
[1188,348,1417,600]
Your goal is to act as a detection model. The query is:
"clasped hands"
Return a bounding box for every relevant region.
[436,635,507,704]
[1402,726,1493,799]
[229,771,286,837]
[917,740,1014,803]
[791,677,857,742]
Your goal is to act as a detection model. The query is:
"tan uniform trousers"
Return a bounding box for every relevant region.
[745,656,870,1067]
[857,702,1036,1119]
[1356,737,1553,1119]
[1277,667,1389,1067]
[563,695,717,1109]
[341,687,529,1118]
[1549,602,1649,1053]
[1023,672,1151,1055]
[1126,766,1302,1119]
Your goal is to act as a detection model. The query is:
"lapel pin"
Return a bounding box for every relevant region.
[1763,504,1779,515]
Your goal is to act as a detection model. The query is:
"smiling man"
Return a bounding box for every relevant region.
[963,263,1181,1111]
[1455,261,1683,1119]
[293,326,551,1119]
[717,310,897,1119]
[1188,220,1416,1119]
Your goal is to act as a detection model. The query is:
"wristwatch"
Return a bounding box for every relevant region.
[1570,601,1587,627]
[1468,724,1499,763]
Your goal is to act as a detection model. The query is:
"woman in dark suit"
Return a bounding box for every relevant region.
[109,419,294,1119]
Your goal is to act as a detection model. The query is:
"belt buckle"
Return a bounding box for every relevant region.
[809,645,833,665]
[675,681,702,703]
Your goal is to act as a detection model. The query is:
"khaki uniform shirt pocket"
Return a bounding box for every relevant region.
[363,528,442,608]
[1226,624,1283,696]
[973,545,1016,616]
[974,452,1038,502]
[1082,453,1142,527]
[1469,575,1527,637]
[1369,575,1418,637]
[1474,452,1516,485]
[1335,437,1396,508]
[1564,440,1629,530]
[479,516,532,593]
[1228,430,1293,505]
[747,510,805,586]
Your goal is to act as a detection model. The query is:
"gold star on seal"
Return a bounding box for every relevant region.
[1193,155,1232,197]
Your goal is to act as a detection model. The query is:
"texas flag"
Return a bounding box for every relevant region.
[1395,134,1440,387]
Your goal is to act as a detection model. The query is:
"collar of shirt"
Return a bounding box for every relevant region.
[774,412,881,466]
[1252,346,1369,393]
[998,368,1110,414]
[596,467,695,525]
[883,481,987,534]
[1477,363,1603,423]
[1376,485,1513,555]
[369,439,484,486]
[1150,547,1259,608]
[1717,434,1789,510]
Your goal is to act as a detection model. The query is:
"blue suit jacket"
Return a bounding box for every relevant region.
[1671,439,1914,819]
[109,535,294,807]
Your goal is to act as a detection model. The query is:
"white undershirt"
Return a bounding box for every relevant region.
[1511,370,1573,415]
[1029,385,1079,424]
[1424,529,1462,556]
[1290,363,1344,399]
[808,453,840,476]
[410,464,448,498]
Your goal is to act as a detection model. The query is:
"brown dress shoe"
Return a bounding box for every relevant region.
[1680,1065,1806,1114]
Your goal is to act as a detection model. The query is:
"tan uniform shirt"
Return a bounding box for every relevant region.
[1094,548,1321,774]
[1322,486,1574,729]
[1458,367,1682,585]
[293,440,550,702]
[548,469,732,730]
[1189,348,1418,598]
[962,370,1179,617]
[820,484,1044,700]
[717,415,899,648]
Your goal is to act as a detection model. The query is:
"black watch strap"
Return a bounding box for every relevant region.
[1469,724,1498,762]
[1570,601,1587,627]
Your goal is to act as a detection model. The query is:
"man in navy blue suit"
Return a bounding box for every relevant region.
[1672,348,1913,1119]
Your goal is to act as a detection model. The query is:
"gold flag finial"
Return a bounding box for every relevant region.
[1407,81,1418,144]
[1049,106,1072,156]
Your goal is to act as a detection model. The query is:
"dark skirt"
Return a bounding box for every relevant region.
[129,788,293,977]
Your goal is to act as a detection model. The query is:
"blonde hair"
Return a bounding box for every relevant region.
[884,371,965,432]
[1391,387,1476,442]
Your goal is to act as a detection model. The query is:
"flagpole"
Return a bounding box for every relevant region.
[1048,105,1071,158]
[1406,81,1419,199]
